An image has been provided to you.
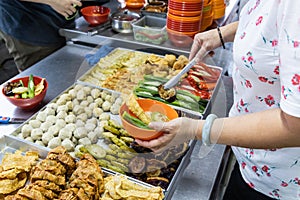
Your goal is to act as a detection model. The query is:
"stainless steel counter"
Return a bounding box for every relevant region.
[0,43,233,200]
[59,0,240,57]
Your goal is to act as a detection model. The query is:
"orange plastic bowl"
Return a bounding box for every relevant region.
[167,27,196,47]
[125,0,146,9]
[120,98,178,140]
[2,76,48,110]
[81,6,110,26]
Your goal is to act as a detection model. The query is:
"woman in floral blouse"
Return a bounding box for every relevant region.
[136,1,300,199]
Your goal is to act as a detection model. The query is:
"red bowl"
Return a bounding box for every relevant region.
[2,76,48,110]
[81,6,110,26]
[120,98,178,141]
[126,0,146,9]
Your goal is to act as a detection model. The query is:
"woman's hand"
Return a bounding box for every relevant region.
[47,0,82,18]
[189,28,223,61]
[135,117,203,152]
[189,22,239,61]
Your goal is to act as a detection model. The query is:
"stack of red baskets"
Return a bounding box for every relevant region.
[200,0,213,31]
[212,0,226,19]
[167,0,203,47]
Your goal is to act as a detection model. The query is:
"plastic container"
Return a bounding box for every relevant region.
[132,15,168,44]
[140,1,167,18]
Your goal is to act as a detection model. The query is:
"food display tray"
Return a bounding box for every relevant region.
[0,134,49,160]
[8,82,196,199]
[77,47,223,119]
[0,134,165,198]
[140,8,167,18]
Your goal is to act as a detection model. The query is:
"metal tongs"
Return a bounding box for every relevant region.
[163,57,197,89]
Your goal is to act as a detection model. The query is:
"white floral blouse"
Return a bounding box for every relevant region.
[229,0,300,199]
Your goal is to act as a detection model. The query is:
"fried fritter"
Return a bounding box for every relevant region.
[35,159,66,176]
[59,154,104,199]
[0,151,39,196]
[32,184,58,199]
[31,167,66,186]
[0,172,27,194]
[68,178,95,198]
[70,154,104,191]
[1,151,38,172]
[57,188,78,200]
[4,193,30,200]
[46,149,76,176]
[0,168,24,179]
[33,180,62,193]
[17,185,46,200]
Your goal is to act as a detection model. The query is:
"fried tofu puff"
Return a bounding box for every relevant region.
[164,54,176,67]
[172,55,189,70]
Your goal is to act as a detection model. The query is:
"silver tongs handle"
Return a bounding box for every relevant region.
[163,57,197,89]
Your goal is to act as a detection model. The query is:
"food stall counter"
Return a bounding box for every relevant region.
[0,43,233,199]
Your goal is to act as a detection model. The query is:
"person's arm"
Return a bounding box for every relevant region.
[189,21,239,61]
[208,108,300,149]
[20,0,82,18]
[136,108,300,152]
[219,21,238,43]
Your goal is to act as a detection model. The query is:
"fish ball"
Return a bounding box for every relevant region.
[36,111,47,122]
[46,115,57,125]
[102,101,112,112]
[40,121,52,132]
[56,111,67,119]
[65,114,76,123]
[91,88,101,99]
[99,113,110,121]
[58,127,73,140]
[31,128,43,140]
[75,120,85,127]
[62,138,75,152]
[74,127,88,139]
[29,119,42,129]
[21,124,33,138]
[76,90,86,100]
[48,137,62,149]
[77,113,88,122]
[42,132,55,145]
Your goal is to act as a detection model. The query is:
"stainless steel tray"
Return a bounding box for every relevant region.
[77,47,223,119]
[0,134,164,198]
[0,134,49,160]
[9,82,195,199]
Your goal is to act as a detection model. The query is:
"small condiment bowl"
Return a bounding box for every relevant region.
[2,76,48,110]
[81,6,110,26]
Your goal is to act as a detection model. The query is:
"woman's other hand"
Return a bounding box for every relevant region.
[189,22,239,61]
[135,117,203,152]
[189,28,222,61]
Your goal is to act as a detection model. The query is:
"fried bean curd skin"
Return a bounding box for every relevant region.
[103,175,164,200]
[127,94,151,124]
